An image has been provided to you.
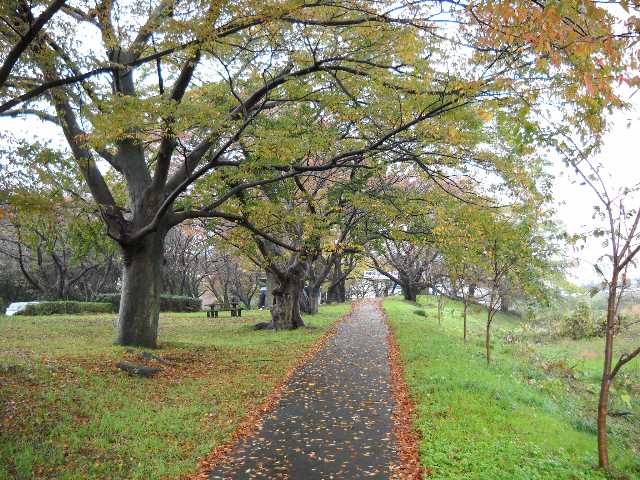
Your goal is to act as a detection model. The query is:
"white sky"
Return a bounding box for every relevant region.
[552,99,640,285]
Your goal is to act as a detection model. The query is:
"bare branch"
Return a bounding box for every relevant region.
[611,345,640,379]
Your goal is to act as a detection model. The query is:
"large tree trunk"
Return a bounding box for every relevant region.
[327,279,346,303]
[597,275,619,469]
[265,270,276,308]
[300,285,321,314]
[402,283,417,302]
[271,263,306,330]
[326,256,347,303]
[117,230,165,348]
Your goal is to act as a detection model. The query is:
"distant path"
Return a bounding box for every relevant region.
[208,300,396,479]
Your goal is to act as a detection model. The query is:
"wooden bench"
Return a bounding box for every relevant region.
[205,302,243,318]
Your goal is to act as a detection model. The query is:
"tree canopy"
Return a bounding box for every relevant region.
[0,0,631,346]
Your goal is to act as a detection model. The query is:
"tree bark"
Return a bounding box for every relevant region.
[265,270,276,308]
[326,256,347,303]
[486,311,494,365]
[117,230,165,348]
[327,280,346,303]
[402,284,417,302]
[597,275,619,469]
[271,263,306,330]
[301,285,321,314]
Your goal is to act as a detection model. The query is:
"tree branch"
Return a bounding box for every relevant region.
[150,50,202,193]
[0,0,66,88]
[611,345,640,379]
[128,0,176,59]
[0,108,59,124]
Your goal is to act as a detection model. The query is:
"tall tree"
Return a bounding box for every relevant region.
[473,207,553,364]
[0,0,67,88]
[0,154,119,300]
[369,239,441,302]
[325,253,358,304]
[0,216,118,300]
[222,160,364,328]
[559,147,640,469]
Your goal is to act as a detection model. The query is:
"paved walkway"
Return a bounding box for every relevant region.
[208,300,396,479]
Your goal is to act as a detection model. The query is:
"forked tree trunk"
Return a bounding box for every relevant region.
[597,275,619,469]
[117,229,165,348]
[271,264,306,330]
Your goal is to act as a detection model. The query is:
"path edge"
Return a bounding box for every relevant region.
[185,301,356,480]
[379,298,425,480]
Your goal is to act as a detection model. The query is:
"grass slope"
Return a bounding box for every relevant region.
[0,305,348,479]
[384,295,639,480]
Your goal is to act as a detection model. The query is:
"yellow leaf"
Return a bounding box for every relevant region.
[478,109,493,122]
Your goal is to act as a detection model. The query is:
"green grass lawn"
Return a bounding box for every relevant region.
[0,304,349,480]
[384,295,640,480]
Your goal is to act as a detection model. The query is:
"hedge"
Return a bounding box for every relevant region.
[17,301,114,316]
[159,295,201,312]
[95,294,201,312]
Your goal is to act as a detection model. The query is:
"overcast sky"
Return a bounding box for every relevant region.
[552,96,640,285]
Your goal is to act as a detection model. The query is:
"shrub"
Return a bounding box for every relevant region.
[563,301,594,339]
[594,312,625,337]
[95,293,201,312]
[17,301,114,316]
[160,295,201,312]
[95,293,121,311]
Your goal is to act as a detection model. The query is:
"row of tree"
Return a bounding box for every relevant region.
[2,0,640,470]
[0,0,612,346]
[0,210,262,307]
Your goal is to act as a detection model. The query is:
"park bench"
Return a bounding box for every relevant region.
[205,302,243,318]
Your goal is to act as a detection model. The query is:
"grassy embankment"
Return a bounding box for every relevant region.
[384,295,640,480]
[0,304,348,479]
